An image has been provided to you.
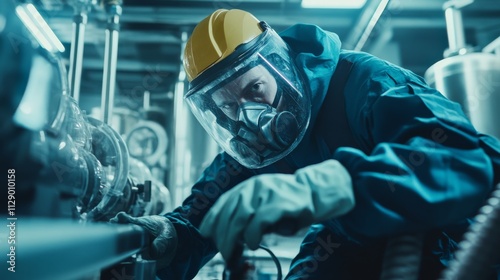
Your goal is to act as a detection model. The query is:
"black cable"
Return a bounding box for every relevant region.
[222,244,283,280]
[258,244,283,280]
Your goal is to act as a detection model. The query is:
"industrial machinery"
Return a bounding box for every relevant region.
[425,0,500,141]
[0,1,170,279]
[2,0,170,222]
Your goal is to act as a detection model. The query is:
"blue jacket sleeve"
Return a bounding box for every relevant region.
[157,153,253,279]
[332,51,498,240]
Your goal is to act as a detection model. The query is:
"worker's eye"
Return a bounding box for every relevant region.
[250,82,263,94]
[219,102,237,110]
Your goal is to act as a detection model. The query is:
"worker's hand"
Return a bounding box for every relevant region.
[110,212,177,270]
[199,159,355,261]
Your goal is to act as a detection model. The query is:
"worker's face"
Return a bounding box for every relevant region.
[212,65,278,120]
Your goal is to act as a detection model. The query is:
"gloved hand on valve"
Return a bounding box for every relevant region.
[110,212,177,270]
[199,159,355,261]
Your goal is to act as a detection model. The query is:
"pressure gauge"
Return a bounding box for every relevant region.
[125,120,168,166]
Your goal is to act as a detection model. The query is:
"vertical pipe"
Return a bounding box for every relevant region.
[68,11,87,102]
[442,0,474,57]
[168,30,220,207]
[169,30,189,207]
[444,5,466,52]
[168,28,220,205]
[100,3,122,125]
[143,90,150,110]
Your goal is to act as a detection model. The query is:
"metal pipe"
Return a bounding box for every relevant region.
[482,36,500,55]
[68,12,86,102]
[143,90,151,110]
[68,0,95,102]
[442,0,474,57]
[344,0,391,51]
[100,1,122,125]
[14,217,147,280]
[168,30,220,206]
[169,30,189,207]
[444,5,466,52]
[68,13,86,102]
[354,0,391,51]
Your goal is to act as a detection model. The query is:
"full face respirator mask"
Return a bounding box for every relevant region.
[229,83,301,163]
[184,18,311,169]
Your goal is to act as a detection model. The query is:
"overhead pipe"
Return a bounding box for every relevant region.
[100,0,122,125]
[68,0,95,102]
[344,0,391,51]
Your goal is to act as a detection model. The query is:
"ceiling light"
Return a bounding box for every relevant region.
[301,0,367,9]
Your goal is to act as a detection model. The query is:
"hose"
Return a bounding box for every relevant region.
[380,233,424,280]
[441,184,500,280]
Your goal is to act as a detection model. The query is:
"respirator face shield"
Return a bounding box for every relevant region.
[185,28,311,169]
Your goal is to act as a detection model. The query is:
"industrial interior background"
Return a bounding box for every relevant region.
[2,0,500,279]
[36,0,500,203]
[38,0,500,104]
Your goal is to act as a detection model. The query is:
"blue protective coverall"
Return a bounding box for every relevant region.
[158,24,500,279]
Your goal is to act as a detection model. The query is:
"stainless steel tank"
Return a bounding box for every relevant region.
[425,0,500,141]
[425,52,500,140]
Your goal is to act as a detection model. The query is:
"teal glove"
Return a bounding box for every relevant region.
[199,159,355,261]
[110,212,177,270]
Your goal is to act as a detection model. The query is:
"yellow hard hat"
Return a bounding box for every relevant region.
[183,9,264,82]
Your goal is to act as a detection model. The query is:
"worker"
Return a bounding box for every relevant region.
[111,9,500,279]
